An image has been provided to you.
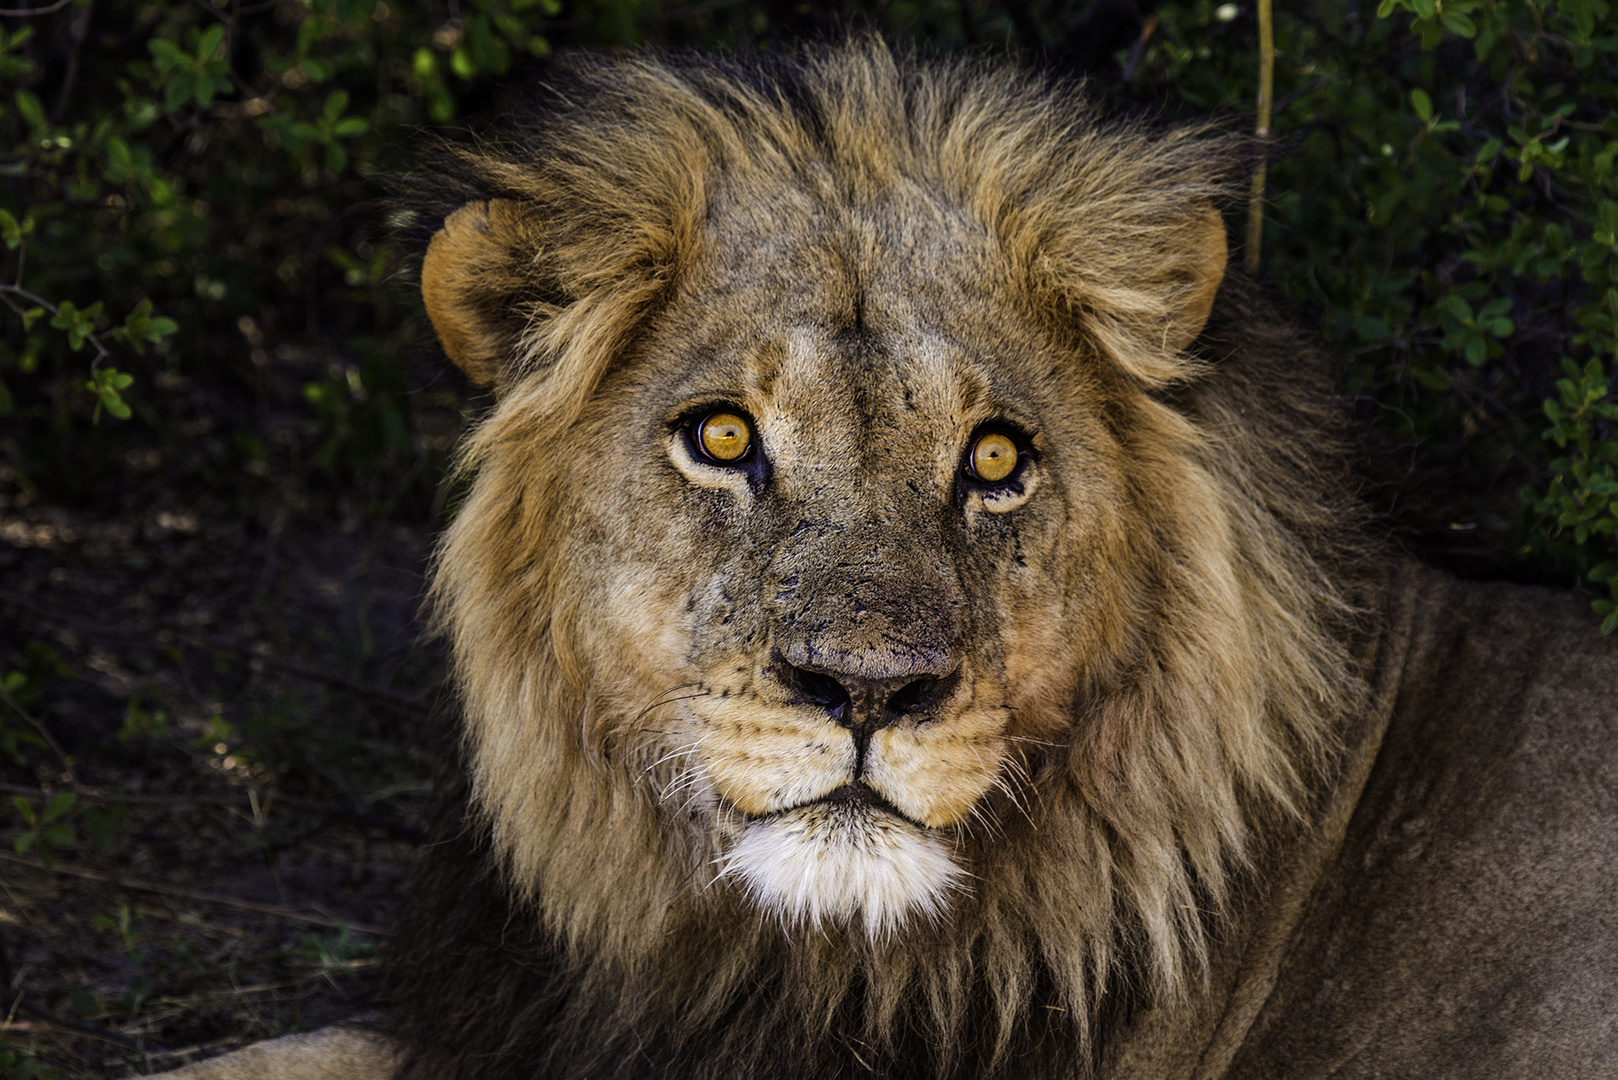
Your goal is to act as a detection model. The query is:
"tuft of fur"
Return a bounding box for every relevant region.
[717,803,969,939]
[383,41,1376,1080]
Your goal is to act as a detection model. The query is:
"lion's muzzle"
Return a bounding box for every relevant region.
[770,652,963,773]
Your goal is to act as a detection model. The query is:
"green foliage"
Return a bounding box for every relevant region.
[148,23,233,111]
[11,791,76,867]
[1529,357,1618,630]
[119,696,169,740]
[1130,0,1618,628]
[0,1043,63,1080]
[0,669,48,764]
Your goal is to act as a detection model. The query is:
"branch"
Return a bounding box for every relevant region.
[0,683,74,783]
[1245,0,1275,276]
[0,937,160,1052]
[0,588,436,718]
[50,0,93,123]
[0,281,112,368]
[0,0,75,16]
[0,782,428,844]
[5,1001,150,1051]
[0,851,391,935]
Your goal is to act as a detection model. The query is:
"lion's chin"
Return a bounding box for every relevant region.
[717,799,966,939]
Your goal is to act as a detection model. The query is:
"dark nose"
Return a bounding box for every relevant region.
[771,653,960,731]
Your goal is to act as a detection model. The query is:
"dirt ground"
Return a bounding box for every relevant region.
[0,424,450,1075]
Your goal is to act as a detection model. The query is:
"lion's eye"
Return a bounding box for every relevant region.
[968,432,1019,483]
[697,411,753,463]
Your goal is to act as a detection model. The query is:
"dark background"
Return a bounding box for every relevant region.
[1,0,1614,1075]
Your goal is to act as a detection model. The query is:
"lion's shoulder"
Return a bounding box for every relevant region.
[1230,565,1618,1077]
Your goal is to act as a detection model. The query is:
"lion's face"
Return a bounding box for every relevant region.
[418,50,1357,1037]
[557,205,1135,933]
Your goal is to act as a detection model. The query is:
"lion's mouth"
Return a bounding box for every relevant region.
[761,781,927,829]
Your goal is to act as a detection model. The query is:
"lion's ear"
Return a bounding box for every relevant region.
[1165,205,1228,353]
[421,199,544,387]
[1026,192,1232,386]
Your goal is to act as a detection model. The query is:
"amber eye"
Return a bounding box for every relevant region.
[697,411,753,463]
[968,431,1020,483]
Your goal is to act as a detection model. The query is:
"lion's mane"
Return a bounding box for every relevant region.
[382,42,1375,1080]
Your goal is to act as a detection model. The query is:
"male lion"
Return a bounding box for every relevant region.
[157,42,1618,1080]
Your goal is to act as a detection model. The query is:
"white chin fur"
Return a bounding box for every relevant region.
[718,802,965,939]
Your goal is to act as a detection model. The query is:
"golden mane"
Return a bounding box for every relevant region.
[405,41,1372,1079]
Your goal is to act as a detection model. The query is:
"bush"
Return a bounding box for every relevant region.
[1128,0,1618,629]
[0,0,1612,598]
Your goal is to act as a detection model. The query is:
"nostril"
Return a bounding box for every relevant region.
[772,656,852,719]
[885,672,958,718]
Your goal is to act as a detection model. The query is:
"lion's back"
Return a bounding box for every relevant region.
[1230,567,1618,1078]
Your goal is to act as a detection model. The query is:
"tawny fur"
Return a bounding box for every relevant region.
[391,41,1371,1079]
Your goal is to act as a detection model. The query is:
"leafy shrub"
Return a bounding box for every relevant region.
[1129,0,1617,628]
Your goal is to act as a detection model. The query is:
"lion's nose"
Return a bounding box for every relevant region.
[771,654,960,730]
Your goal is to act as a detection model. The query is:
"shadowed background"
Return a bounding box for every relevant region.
[0,0,1614,1075]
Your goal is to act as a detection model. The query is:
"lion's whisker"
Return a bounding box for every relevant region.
[629,684,708,725]
[644,743,705,773]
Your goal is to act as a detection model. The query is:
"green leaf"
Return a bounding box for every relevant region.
[12,795,36,826]
[1410,88,1433,122]
[164,74,193,112]
[85,367,135,421]
[1354,314,1394,341]
[42,791,76,823]
[1440,9,1477,36]
[51,300,103,351]
[0,208,29,250]
[1411,366,1454,390]
[148,37,184,69]
[196,23,225,61]
[323,89,351,123]
[15,89,44,130]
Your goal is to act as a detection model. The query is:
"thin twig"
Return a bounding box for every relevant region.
[0,684,74,783]
[1246,0,1275,276]
[0,782,428,844]
[50,0,93,123]
[0,851,390,935]
[0,588,436,718]
[0,280,112,368]
[6,1001,151,1050]
[1122,14,1159,83]
[184,631,434,717]
[0,0,75,15]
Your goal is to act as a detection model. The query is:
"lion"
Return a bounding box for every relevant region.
[154,42,1618,1080]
